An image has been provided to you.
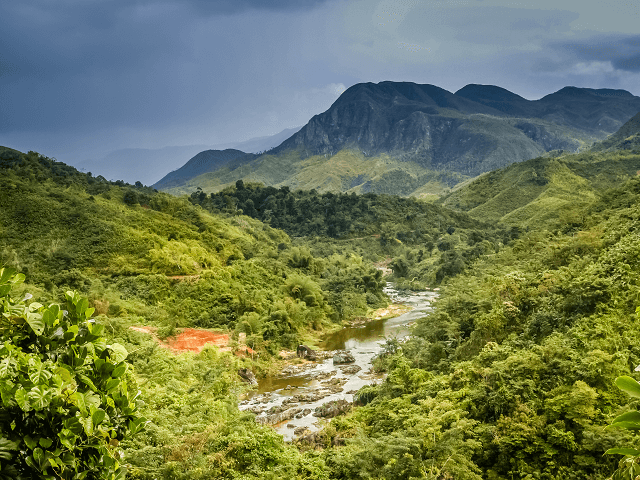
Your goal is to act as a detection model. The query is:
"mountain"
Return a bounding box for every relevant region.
[438,113,640,227]
[272,82,640,173]
[230,126,303,153]
[152,149,252,190]
[590,111,640,152]
[157,82,640,197]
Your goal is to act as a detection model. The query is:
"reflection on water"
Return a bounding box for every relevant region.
[239,284,437,441]
[320,318,386,351]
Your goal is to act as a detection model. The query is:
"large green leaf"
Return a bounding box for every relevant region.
[28,386,52,410]
[25,312,45,335]
[111,364,126,378]
[107,344,128,363]
[54,366,74,386]
[0,357,14,377]
[92,409,106,427]
[615,376,640,399]
[0,268,16,285]
[23,435,37,450]
[612,411,640,424]
[605,448,640,456]
[76,297,89,317]
[29,362,52,385]
[14,387,30,412]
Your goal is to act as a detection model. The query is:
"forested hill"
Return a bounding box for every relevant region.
[591,111,640,152]
[189,180,494,239]
[0,146,389,342]
[437,113,640,227]
[188,179,519,286]
[4,142,640,478]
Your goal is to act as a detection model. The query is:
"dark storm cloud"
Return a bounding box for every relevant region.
[184,0,338,14]
[0,0,336,134]
[553,34,640,72]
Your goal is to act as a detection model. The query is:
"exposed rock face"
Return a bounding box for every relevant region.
[157,82,640,196]
[256,407,302,425]
[272,82,640,177]
[339,365,362,375]
[238,368,257,385]
[297,344,317,361]
[333,351,355,364]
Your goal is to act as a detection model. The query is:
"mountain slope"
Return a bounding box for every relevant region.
[438,114,640,228]
[591,112,640,152]
[153,148,252,189]
[157,82,640,197]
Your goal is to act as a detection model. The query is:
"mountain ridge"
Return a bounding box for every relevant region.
[156,82,640,196]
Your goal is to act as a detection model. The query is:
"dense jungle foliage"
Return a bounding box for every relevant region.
[319,176,640,479]
[5,143,640,479]
[0,147,394,354]
[190,180,518,288]
[439,148,640,228]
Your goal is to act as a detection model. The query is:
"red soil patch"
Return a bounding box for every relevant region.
[166,328,229,353]
[130,326,255,355]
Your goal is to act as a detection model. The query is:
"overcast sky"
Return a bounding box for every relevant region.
[2,0,639,170]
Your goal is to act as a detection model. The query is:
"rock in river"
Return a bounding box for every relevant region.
[296,344,317,361]
[313,399,351,418]
[332,351,355,364]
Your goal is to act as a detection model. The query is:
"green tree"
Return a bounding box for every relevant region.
[0,267,145,479]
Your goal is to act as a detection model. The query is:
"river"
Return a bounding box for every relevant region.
[238,284,437,441]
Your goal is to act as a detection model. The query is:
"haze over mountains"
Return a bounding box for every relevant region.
[77,126,302,185]
[154,82,640,197]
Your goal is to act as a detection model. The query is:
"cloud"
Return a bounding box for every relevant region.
[549,34,640,75]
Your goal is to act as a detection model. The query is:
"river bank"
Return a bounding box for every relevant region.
[239,284,437,441]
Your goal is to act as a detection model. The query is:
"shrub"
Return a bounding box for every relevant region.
[0,267,145,479]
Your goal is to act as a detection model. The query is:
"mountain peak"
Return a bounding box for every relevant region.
[153,149,248,189]
[543,86,634,99]
[454,84,530,115]
[455,84,527,102]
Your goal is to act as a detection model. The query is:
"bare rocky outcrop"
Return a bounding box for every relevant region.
[256,406,302,425]
[333,351,355,364]
[297,344,317,361]
[238,368,258,385]
[313,399,351,418]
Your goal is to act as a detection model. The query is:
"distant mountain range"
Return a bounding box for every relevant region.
[77,126,302,185]
[154,82,640,197]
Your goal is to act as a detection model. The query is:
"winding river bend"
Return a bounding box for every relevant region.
[239,284,438,441]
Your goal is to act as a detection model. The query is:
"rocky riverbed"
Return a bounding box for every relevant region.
[239,284,437,441]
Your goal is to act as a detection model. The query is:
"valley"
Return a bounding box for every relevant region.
[3,92,640,479]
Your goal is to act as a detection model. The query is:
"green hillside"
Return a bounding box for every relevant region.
[438,149,640,228]
[163,149,466,197]
[321,175,640,480]
[0,147,393,350]
[5,143,640,479]
[591,112,640,153]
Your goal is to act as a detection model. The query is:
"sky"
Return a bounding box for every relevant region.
[2,0,639,176]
